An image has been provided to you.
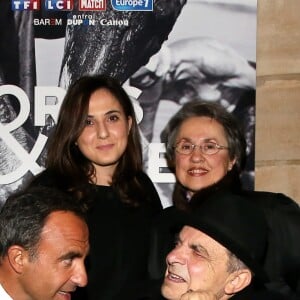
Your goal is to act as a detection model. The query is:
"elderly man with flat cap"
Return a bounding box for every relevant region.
[136,190,286,300]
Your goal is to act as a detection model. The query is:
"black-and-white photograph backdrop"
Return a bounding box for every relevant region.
[0,0,257,206]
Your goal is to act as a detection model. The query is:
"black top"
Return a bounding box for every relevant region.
[29,170,162,300]
[148,176,300,300]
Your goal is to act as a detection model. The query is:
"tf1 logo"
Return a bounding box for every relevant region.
[11,0,73,10]
[11,0,40,10]
[45,0,74,10]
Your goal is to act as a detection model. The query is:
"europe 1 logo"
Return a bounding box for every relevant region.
[111,0,153,11]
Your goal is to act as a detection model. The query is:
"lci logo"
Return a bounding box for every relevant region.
[11,0,40,10]
[111,0,153,11]
[45,0,74,10]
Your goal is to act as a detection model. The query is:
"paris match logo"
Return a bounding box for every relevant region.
[79,0,106,11]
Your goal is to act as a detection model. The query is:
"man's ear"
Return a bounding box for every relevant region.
[7,246,28,274]
[224,269,252,295]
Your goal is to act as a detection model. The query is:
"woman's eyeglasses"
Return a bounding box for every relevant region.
[174,140,229,155]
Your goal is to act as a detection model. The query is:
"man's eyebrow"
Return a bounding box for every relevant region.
[59,251,84,260]
[176,233,210,258]
[190,243,210,258]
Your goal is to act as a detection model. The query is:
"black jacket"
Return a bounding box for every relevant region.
[148,172,300,299]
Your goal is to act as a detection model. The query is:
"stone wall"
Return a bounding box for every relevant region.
[256,0,300,204]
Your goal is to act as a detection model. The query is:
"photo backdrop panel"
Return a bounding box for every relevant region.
[0,0,257,206]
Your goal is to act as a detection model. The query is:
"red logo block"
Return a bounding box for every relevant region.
[79,0,106,11]
[12,0,40,10]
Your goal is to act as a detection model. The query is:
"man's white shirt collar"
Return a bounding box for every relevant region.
[0,284,13,300]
